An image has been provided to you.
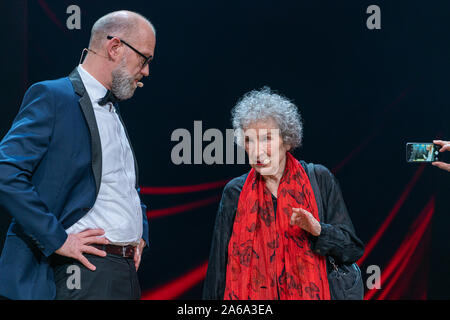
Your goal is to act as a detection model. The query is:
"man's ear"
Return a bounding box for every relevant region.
[105,37,122,62]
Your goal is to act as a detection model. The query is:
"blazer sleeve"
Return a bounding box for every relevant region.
[309,165,365,264]
[0,83,68,257]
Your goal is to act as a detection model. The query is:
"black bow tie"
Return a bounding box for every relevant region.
[98,90,119,106]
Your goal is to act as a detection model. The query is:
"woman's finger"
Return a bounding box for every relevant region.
[290,213,299,225]
[298,208,312,216]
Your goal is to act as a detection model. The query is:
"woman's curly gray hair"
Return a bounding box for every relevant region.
[231,87,303,150]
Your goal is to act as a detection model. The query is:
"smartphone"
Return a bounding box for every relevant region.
[406,142,441,163]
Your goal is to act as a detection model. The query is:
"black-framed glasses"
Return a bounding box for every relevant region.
[107,35,152,67]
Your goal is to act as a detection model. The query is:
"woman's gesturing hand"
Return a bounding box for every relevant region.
[290,208,322,236]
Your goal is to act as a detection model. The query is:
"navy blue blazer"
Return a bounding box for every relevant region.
[0,68,150,299]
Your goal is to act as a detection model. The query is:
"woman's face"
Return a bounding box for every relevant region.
[243,118,291,176]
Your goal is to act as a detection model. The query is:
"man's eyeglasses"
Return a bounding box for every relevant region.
[107,35,152,68]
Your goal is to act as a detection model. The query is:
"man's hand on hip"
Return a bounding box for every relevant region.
[55,229,109,271]
[134,238,146,271]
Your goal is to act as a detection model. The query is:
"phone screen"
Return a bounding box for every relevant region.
[406,143,440,163]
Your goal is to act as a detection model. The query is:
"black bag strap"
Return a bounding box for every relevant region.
[305,162,325,223]
[304,162,340,268]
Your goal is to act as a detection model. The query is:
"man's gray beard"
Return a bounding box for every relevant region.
[111,59,136,101]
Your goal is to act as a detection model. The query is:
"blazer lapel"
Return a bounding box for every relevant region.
[68,67,102,196]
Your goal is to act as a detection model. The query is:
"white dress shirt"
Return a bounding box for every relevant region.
[66,65,143,245]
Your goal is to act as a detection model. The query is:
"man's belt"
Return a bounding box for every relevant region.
[92,244,136,258]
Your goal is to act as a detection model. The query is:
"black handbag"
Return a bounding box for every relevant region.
[306,163,364,300]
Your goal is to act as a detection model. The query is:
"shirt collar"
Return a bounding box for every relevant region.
[77,65,108,105]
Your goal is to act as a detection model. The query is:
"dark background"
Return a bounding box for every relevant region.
[0,0,449,299]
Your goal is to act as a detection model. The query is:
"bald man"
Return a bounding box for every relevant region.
[0,11,156,299]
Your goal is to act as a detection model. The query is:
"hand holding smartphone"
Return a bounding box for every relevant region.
[431,140,450,172]
[406,140,450,172]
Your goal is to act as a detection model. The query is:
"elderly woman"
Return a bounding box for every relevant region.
[202,87,364,300]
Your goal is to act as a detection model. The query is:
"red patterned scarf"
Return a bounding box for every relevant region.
[224,153,330,300]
